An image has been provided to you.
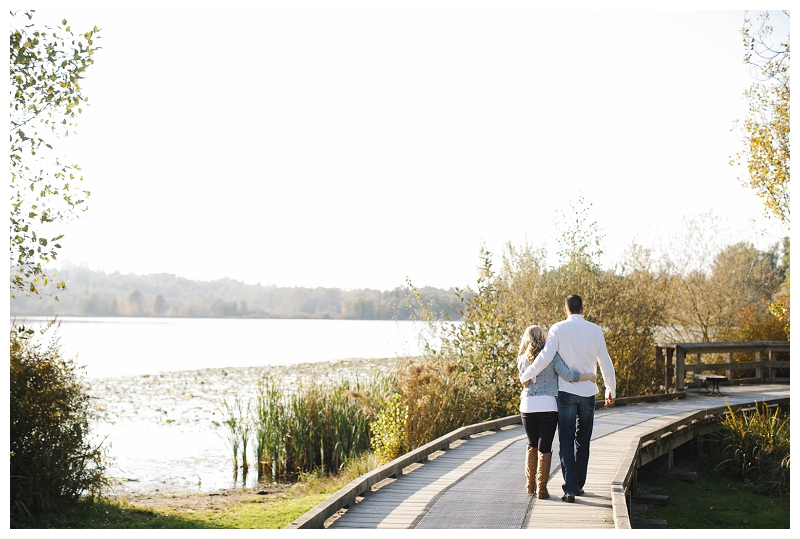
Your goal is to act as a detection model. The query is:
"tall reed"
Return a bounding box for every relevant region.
[253,375,286,483]
[239,398,252,479]
[220,396,249,479]
[251,372,389,482]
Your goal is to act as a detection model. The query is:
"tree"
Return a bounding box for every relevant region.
[662,212,781,342]
[730,11,790,338]
[125,289,145,316]
[731,11,790,225]
[10,11,101,297]
[153,294,168,316]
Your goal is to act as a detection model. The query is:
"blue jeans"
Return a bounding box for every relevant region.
[557,391,595,496]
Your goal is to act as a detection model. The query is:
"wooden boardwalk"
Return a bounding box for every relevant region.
[324,384,789,529]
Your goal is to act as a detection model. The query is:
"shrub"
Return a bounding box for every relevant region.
[10,321,108,522]
[398,359,493,450]
[408,252,518,422]
[370,393,408,463]
[710,402,790,496]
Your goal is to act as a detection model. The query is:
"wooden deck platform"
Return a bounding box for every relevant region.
[321,384,789,529]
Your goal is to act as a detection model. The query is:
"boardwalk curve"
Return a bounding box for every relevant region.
[287,384,789,529]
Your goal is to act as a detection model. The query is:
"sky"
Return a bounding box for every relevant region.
[10,1,791,292]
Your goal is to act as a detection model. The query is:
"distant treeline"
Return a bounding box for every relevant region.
[9,265,463,320]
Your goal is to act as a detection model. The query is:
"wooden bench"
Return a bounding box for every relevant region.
[693,374,726,396]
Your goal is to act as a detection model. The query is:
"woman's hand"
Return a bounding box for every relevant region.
[578,372,597,383]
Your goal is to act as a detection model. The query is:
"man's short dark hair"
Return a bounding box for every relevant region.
[565,295,583,314]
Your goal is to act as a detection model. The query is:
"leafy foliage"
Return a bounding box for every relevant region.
[369,393,408,463]
[448,251,518,416]
[731,11,790,225]
[10,321,108,522]
[729,11,791,342]
[709,402,790,496]
[768,237,790,339]
[768,291,790,338]
[9,11,101,297]
[403,248,519,429]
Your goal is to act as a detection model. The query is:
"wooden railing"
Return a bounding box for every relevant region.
[610,396,790,528]
[655,341,790,392]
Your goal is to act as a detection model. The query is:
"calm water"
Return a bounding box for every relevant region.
[11,316,445,494]
[12,316,433,378]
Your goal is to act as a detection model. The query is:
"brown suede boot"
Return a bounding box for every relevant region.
[537,451,552,499]
[525,445,538,494]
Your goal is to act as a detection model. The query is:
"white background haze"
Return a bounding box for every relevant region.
[10,1,791,291]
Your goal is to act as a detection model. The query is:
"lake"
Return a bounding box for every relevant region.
[10,316,449,495]
[11,316,439,378]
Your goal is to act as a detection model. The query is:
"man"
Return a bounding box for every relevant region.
[519,294,616,503]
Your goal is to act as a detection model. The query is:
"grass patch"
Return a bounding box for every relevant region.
[13,498,210,529]
[197,493,329,529]
[635,461,790,528]
[14,452,381,529]
[14,492,331,529]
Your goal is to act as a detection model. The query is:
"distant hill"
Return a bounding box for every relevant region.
[9,265,463,320]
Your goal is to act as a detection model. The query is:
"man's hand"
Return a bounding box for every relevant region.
[604,395,616,407]
[523,380,530,388]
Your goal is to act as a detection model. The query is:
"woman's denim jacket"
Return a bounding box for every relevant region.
[518,352,580,398]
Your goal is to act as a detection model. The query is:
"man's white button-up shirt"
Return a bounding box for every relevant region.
[519,313,616,399]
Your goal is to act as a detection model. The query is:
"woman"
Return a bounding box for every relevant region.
[517,325,596,498]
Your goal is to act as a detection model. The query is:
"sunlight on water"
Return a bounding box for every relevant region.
[98,420,236,494]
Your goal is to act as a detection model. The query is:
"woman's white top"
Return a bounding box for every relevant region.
[519,394,557,413]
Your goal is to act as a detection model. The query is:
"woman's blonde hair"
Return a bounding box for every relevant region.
[518,325,547,364]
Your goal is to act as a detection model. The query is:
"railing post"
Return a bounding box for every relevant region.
[725,352,732,381]
[755,351,763,381]
[769,350,777,383]
[675,348,685,391]
[655,347,664,390]
[665,347,674,392]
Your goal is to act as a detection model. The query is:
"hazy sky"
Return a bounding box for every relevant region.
[12,1,790,291]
